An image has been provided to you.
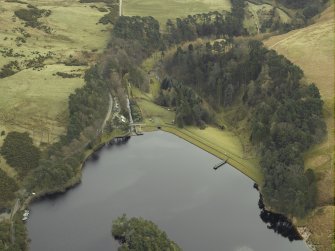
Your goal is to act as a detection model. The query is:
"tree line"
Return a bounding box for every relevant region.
[0,169,18,209]
[112,0,246,55]
[245,42,325,216]
[277,0,327,9]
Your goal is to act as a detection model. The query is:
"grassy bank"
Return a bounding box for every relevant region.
[160,125,262,183]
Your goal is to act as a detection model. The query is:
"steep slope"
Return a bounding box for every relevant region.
[264,5,334,251]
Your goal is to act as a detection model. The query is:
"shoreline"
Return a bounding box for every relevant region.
[21,129,311,250]
[21,132,130,210]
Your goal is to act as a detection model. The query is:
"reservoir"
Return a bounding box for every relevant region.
[28,131,309,251]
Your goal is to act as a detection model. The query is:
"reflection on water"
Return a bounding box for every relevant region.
[258,193,302,242]
[253,183,302,241]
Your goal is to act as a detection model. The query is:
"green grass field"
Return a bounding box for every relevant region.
[0,0,110,147]
[123,0,231,25]
[0,65,85,142]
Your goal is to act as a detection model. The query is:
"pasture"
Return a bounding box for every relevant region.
[0,0,110,146]
[123,0,231,25]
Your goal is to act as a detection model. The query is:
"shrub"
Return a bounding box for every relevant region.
[55,72,81,78]
[98,9,118,25]
[14,8,52,32]
[0,61,20,78]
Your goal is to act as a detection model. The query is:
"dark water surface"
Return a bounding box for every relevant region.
[28,132,309,251]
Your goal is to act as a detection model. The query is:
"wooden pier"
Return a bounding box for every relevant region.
[213,159,228,170]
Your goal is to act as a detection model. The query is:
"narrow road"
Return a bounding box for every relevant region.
[101,94,113,133]
[10,199,20,244]
[126,96,135,134]
[119,0,122,16]
[10,199,20,221]
[127,97,133,125]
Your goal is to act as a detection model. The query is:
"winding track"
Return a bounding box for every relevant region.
[101,94,113,133]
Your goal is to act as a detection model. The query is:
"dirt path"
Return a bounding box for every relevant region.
[10,199,20,244]
[127,97,133,125]
[10,199,20,221]
[119,0,122,16]
[101,94,113,133]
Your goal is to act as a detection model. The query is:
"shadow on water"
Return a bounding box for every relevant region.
[254,183,302,242]
[33,183,82,203]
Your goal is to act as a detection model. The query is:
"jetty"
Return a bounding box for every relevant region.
[213,159,228,170]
